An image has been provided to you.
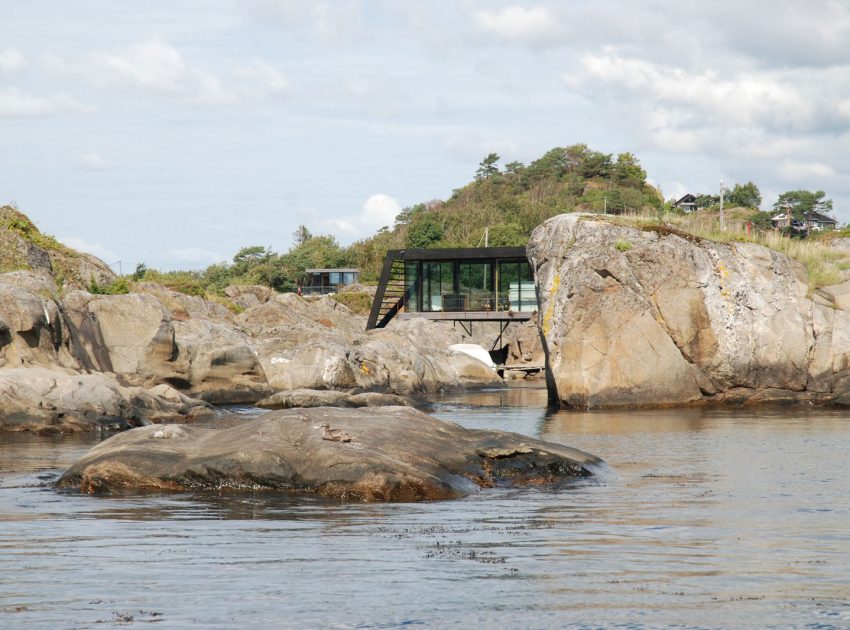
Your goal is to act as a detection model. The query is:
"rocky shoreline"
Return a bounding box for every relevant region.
[0,213,506,434]
[0,271,504,433]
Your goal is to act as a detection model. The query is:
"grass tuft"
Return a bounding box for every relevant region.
[592,210,849,290]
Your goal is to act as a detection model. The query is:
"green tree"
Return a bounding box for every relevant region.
[394,203,425,227]
[613,152,647,187]
[504,160,524,175]
[293,225,312,247]
[728,181,762,208]
[407,213,444,248]
[487,223,528,246]
[475,153,501,180]
[132,262,148,281]
[773,190,833,219]
[580,150,613,179]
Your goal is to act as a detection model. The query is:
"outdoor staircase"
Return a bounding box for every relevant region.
[366,251,407,330]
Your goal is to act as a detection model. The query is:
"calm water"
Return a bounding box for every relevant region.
[1,387,849,629]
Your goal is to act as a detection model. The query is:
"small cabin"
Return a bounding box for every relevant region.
[303,268,360,294]
[366,247,537,330]
[673,193,698,213]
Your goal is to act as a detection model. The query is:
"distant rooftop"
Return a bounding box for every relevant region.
[304,268,359,273]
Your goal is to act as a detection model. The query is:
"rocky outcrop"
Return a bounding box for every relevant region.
[0,205,115,288]
[504,317,545,369]
[256,388,411,409]
[1,210,506,433]
[223,284,274,309]
[56,406,602,500]
[0,367,213,433]
[529,213,850,408]
[60,290,270,402]
[241,294,501,394]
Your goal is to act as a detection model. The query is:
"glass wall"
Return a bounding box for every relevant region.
[398,257,536,314]
[404,261,419,312]
[498,261,535,312]
[422,262,454,312]
[458,262,494,311]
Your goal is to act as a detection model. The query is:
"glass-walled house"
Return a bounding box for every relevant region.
[367,247,537,331]
[405,256,535,314]
[303,268,360,294]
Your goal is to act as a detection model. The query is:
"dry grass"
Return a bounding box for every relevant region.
[597,210,850,290]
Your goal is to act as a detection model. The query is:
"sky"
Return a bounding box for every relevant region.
[2,0,849,272]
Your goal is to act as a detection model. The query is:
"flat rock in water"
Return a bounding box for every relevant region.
[256,389,412,409]
[56,407,602,501]
[255,389,351,409]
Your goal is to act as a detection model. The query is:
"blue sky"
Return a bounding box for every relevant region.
[2,1,849,271]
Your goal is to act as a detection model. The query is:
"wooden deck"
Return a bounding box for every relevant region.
[397,311,533,322]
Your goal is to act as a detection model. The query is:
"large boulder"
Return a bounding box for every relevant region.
[0,366,213,433]
[529,213,850,408]
[171,318,270,403]
[0,275,78,370]
[242,296,501,394]
[223,284,275,309]
[61,291,268,403]
[61,291,183,385]
[56,406,602,500]
[133,282,235,322]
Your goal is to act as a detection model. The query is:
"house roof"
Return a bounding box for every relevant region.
[304,268,360,273]
[674,194,697,205]
[804,211,837,223]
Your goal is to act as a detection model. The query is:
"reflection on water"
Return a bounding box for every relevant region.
[1,386,849,628]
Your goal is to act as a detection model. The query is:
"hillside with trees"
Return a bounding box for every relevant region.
[104,145,838,296]
[348,144,663,280]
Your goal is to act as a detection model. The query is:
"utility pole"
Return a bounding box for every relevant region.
[719,180,726,231]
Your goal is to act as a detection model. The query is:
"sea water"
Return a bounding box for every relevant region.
[1,387,848,628]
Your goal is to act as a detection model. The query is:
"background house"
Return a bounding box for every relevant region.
[303,268,360,294]
[673,194,698,213]
[770,211,836,231]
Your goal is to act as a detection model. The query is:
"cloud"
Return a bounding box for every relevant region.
[0,49,26,72]
[780,160,836,181]
[0,88,87,117]
[361,193,401,229]
[236,59,289,94]
[73,152,110,171]
[472,5,559,42]
[321,193,401,238]
[242,1,365,44]
[567,53,817,131]
[49,37,236,105]
[164,247,225,265]
[443,131,519,163]
[58,236,118,263]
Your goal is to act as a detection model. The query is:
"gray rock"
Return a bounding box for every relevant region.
[256,389,411,409]
[529,213,850,408]
[345,392,411,407]
[0,366,213,433]
[256,389,351,409]
[56,406,602,501]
